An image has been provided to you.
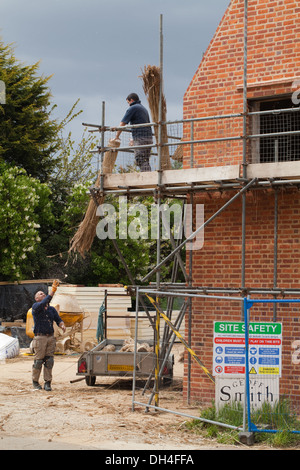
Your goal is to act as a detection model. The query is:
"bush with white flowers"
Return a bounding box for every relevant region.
[0,165,52,279]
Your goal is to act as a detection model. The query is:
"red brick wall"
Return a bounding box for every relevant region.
[183,0,300,169]
[183,189,300,404]
[182,0,300,405]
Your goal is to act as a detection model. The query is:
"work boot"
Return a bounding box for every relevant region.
[32,381,42,390]
[44,381,52,391]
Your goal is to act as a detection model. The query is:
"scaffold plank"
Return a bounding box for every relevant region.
[103,165,240,190]
[247,161,300,180]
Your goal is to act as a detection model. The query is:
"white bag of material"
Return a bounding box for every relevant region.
[0,333,20,360]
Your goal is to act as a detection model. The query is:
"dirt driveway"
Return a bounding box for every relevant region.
[0,344,271,451]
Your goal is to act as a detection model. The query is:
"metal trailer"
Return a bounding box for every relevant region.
[77,338,174,386]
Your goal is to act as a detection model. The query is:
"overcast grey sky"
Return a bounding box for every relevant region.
[0,0,230,139]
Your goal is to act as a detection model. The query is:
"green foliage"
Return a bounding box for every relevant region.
[87,194,153,285]
[0,38,100,282]
[87,193,186,286]
[184,401,300,448]
[61,180,92,229]
[0,163,53,279]
[52,115,97,188]
[252,398,300,431]
[0,40,62,181]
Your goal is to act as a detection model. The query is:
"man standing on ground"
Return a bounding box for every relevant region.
[112,93,153,172]
[31,280,66,391]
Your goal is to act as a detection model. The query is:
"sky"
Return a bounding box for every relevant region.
[0,0,231,142]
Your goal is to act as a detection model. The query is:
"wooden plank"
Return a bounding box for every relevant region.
[247,161,300,180]
[104,162,300,191]
[52,286,131,319]
[103,165,240,189]
[161,166,240,186]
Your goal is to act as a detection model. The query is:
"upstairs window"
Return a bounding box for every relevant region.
[250,98,300,163]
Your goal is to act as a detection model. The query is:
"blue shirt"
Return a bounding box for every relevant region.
[32,294,63,335]
[121,100,152,140]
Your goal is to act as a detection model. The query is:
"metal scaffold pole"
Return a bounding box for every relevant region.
[100,101,105,194]
[154,13,164,408]
[241,0,248,320]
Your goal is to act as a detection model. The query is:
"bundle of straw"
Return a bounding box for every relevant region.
[68,140,120,257]
[172,144,183,162]
[102,138,120,173]
[140,65,171,170]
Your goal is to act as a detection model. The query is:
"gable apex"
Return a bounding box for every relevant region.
[184,0,300,116]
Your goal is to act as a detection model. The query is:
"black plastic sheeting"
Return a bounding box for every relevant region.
[0,283,48,322]
[0,325,32,347]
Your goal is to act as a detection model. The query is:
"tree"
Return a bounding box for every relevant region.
[0,39,99,281]
[21,129,98,281]
[0,163,53,280]
[51,101,97,188]
[0,40,61,181]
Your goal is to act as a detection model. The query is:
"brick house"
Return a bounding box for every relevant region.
[182,0,300,405]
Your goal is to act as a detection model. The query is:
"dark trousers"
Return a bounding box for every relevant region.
[133,137,152,172]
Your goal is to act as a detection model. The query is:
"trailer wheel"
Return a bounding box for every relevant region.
[85,375,96,386]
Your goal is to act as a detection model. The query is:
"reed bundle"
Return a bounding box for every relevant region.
[68,140,120,257]
[140,65,171,170]
[172,144,183,162]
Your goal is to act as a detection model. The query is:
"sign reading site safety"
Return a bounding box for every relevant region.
[213,321,282,377]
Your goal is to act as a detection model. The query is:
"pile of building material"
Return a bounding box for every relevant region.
[102,338,153,353]
[52,284,132,342]
[129,310,185,342]
[120,337,153,353]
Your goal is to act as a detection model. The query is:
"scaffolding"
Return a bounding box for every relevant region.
[81,7,300,429]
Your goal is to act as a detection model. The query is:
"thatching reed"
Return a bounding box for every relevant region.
[120,338,153,353]
[102,138,120,173]
[172,144,183,162]
[140,65,171,170]
[68,140,120,257]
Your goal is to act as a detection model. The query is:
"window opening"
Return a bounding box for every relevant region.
[250,98,300,163]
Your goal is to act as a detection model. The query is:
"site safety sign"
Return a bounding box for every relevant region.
[213,321,282,377]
